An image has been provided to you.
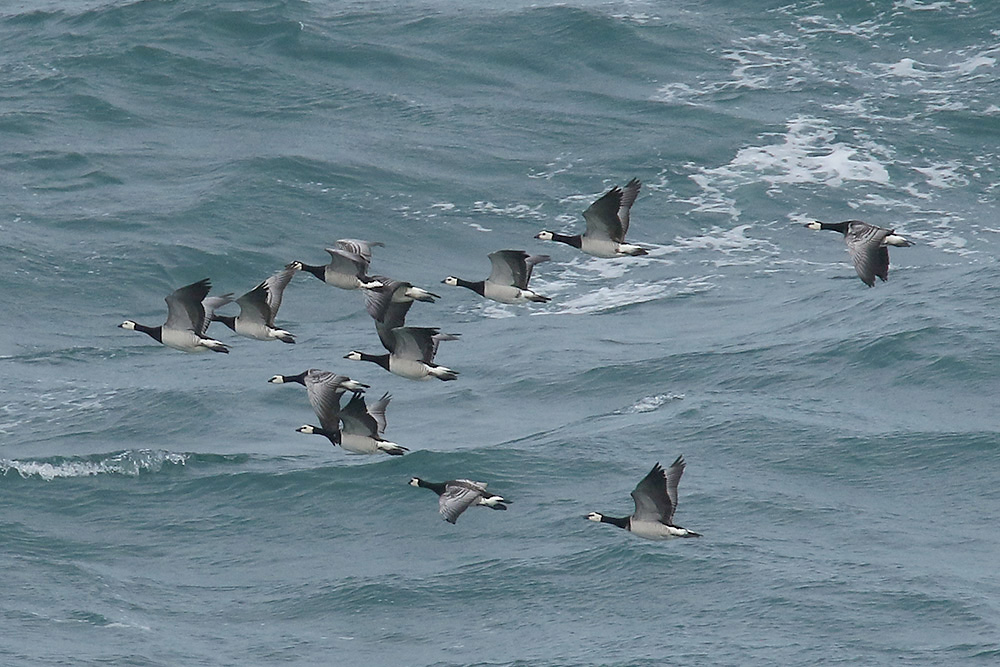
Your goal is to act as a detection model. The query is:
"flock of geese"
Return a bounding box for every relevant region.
[119,178,912,535]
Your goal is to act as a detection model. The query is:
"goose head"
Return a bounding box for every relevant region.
[535,231,555,241]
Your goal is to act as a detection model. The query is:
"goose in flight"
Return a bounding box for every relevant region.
[212,263,298,343]
[587,456,701,540]
[119,278,230,353]
[337,391,408,456]
[268,369,369,446]
[804,220,912,287]
[443,250,551,304]
[362,277,440,349]
[345,326,459,381]
[536,178,646,257]
[409,477,509,523]
[292,239,384,290]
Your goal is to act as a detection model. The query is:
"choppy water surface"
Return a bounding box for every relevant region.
[2,0,999,664]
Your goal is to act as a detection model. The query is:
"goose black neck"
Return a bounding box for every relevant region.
[818,221,850,234]
[214,314,237,331]
[602,515,630,529]
[299,263,326,281]
[552,232,582,249]
[281,371,308,385]
[417,479,447,495]
[135,324,162,343]
[312,425,341,446]
[360,352,390,371]
[456,278,485,296]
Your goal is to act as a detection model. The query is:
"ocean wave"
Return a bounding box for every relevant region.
[0,449,189,481]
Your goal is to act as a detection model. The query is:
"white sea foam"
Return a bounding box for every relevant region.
[547,278,715,315]
[669,224,779,256]
[880,58,932,79]
[0,449,187,481]
[893,0,960,10]
[687,117,890,214]
[472,201,546,220]
[913,161,970,189]
[527,155,579,180]
[616,393,685,415]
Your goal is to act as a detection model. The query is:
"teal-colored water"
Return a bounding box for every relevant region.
[2,1,999,664]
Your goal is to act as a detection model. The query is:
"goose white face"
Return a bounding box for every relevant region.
[586,512,603,522]
[119,320,137,330]
[805,221,822,230]
[344,351,363,361]
[296,425,316,434]
[267,375,284,383]
[408,477,420,487]
[289,261,304,270]
[442,276,459,286]
[535,231,554,241]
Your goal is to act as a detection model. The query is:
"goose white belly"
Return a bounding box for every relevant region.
[629,519,689,541]
[340,434,383,455]
[160,328,210,352]
[482,283,528,304]
[233,319,271,341]
[579,237,621,258]
[387,357,432,380]
[324,270,362,290]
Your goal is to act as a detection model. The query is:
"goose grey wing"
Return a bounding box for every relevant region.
[523,254,550,286]
[236,281,272,326]
[165,279,212,332]
[201,293,234,334]
[390,327,439,362]
[846,226,891,287]
[617,178,641,237]
[363,278,413,329]
[367,392,391,436]
[630,463,674,524]
[663,455,686,522]
[324,247,369,277]
[438,481,485,523]
[487,250,528,288]
[339,392,379,437]
[430,331,459,360]
[302,370,348,430]
[261,263,297,317]
[335,239,383,265]
[582,186,625,242]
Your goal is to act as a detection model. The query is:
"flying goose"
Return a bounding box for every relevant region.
[535,178,646,257]
[363,277,440,349]
[409,477,509,523]
[337,392,407,455]
[292,239,384,290]
[212,263,298,343]
[804,220,913,287]
[345,326,459,381]
[443,250,551,304]
[119,278,230,353]
[268,369,369,446]
[587,456,701,540]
